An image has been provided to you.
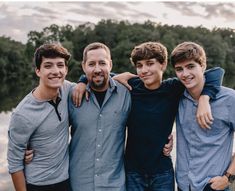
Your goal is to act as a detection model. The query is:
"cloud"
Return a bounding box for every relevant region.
[0,1,235,43]
[203,3,235,22]
[164,2,235,22]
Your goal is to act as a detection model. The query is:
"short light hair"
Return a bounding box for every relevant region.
[34,43,71,69]
[130,42,168,66]
[82,42,111,64]
[171,42,206,68]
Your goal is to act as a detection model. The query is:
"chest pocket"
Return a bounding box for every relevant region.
[111,110,128,130]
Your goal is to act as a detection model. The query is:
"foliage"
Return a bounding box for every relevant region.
[1,20,235,111]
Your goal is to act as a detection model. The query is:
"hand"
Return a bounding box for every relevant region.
[72,83,89,107]
[163,134,173,156]
[24,149,34,164]
[197,95,214,129]
[112,72,137,91]
[209,175,230,190]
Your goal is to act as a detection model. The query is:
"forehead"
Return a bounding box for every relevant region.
[41,57,65,64]
[86,48,110,61]
[174,59,198,67]
[136,58,159,64]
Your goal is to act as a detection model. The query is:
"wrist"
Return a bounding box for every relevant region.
[224,171,235,183]
[199,95,210,101]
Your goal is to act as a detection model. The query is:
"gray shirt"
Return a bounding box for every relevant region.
[69,78,131,191]
[176,87,235,191]
[7,80,73,185]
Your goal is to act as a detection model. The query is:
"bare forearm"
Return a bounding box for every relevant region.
[226,154,235,174]
[11,170,27,191]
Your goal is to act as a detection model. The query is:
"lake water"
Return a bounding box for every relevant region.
[0,111,14,191]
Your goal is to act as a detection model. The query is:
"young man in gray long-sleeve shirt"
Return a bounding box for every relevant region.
[7,43,73,191]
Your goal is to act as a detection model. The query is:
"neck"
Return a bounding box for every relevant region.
[144,79,162,90]
[188,81,204,100]
[33,85,59,101]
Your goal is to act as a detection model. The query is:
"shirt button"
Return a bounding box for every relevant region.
[97,144,101,147]
[95,174,99,177]
[99,114,102,117]
[99,129,102,132]
[96,158,99,161]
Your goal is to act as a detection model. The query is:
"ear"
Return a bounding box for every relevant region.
[161,62,167,72]
[35,68,40,77]
[109,60,113,71]
[81,63,86,73]
[201,63,206,72]
[65,66,68,75]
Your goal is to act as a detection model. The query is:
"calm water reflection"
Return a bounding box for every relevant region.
[0,111,14,191]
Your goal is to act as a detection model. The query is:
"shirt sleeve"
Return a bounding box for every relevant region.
[78,74,88,84]
[202,67,225,99]
[7,113,34,173]
[228,94,235,131]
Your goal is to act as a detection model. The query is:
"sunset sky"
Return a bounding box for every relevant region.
[1,1,235,43]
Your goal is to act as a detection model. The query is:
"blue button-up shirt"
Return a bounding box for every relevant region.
[176,87,235,191]
[68,78,131,191]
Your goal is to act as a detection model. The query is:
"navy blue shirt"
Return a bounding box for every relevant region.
[125,77,183,174]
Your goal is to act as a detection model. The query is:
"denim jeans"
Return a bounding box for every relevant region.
[177,183,230,191]
[126,169,175,191]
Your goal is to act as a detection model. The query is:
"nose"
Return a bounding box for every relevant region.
[94,64,102,73]
[141,65,148,74]
[182,68,189,77]
[51,65,60,74]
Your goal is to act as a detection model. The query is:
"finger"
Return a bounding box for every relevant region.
[25,149,33,155]
[25,154,33,160]
[126,83,132,91]
[197,115,207,129]
[204,117,213,126]
[207,111,214,122]
[78,93,82,107]
[201,115,211,129]
[168,134,173,140]
[72,92,79,107]
[85,91,89,101]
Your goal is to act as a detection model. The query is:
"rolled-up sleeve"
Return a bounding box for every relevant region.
[7,113,33,173]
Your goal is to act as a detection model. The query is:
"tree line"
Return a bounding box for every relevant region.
[1,19,235,111]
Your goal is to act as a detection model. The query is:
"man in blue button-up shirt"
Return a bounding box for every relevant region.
[68,42,131,191]
[171,42,235,191]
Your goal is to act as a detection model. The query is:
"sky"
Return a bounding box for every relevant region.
[1,0,235,44]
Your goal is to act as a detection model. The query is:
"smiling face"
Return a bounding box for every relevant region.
[174,59,205,96]
[136,58,166,90]
[35,57,68,91]
[82,48,112,92]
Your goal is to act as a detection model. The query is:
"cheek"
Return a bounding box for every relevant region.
[136,68,141,75]
[175,72,181,79]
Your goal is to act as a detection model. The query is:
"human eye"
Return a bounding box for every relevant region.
[88,62,95,67]
[147,62,154,66]
[43,63,52,69]
[136,63,142,69]
[99,61,106,66]
[187,64,195,69]
[57,62,65,68]
[175,67,183,72]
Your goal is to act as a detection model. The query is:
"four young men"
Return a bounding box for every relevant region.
[7,40,235,191]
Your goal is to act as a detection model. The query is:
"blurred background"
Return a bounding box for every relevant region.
[1,1,235,190]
